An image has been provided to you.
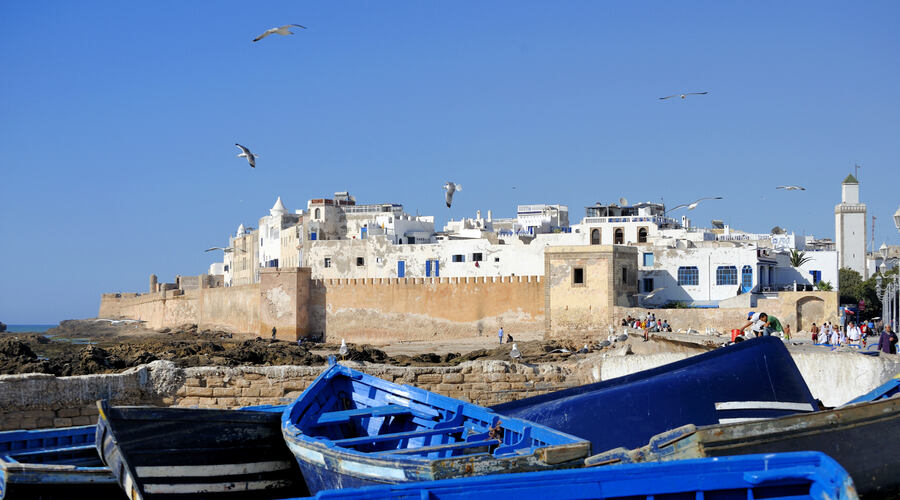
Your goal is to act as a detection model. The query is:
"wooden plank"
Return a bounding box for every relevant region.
[332,426,466,448]
[377,439,498,456]
[316,405,413,425]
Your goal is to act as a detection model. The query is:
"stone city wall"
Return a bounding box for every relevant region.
[312,275,544,343]
[613,291,840,334]
[3,350,896,430]
[99,272,543,342]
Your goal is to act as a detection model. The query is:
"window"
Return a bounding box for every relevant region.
[678,266,699,286]
[716,266,737,285]
[614,228,624,245]
[224,265,229,272]
[356,257,364,267]
[590,228,600,245]
[642,252,654,266]
[573,267,584,285]
[809,270,822,284]
[452,254,464,263]
[425,259,440,277]
[638,227,648,243]
[742,265,753,290]
[621,266,628,284]
[310,232,317,241]
[494,257,500,262]
[314,208,321,219]
[324,258,332,268]
[472,253,483,262]
[642,278,654,293]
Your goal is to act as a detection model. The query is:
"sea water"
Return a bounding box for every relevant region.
[4,324,57,333]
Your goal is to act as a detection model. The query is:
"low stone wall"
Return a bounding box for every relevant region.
[2,350,897,431]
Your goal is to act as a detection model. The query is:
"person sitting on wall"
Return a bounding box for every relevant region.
[506,334,514,343]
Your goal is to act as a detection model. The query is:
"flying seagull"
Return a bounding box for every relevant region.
[443,182,462,208]
[659,92,709,100]
[777,185,806,191]
[667,196,723,212]
[253,24,306,42]
[204,247,234,253]
[235,143,258,168]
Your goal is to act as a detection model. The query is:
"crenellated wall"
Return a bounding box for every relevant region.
[99,271,543,342]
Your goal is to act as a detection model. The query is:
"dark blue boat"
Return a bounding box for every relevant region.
[0,424,122,500]
[491,336,818,454]
[281,362,591,494]
[96,401,307,500]
[586,395,900,498]
[289,451,858,500]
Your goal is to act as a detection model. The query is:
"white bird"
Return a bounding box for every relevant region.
[510,343,521,359]
[777,185,806,191]
[235,143,258,168]
[443,182,462,208]
[253,24,306,42]
[659,91,709,100]
[339,338,348,357]
[666,197,723,213]
[204,247,234,253]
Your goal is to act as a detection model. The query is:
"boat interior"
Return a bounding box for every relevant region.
[0,425,105,468]
[289,367,579,461]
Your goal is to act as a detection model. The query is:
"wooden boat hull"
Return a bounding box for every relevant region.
[292,452,858,500]
[282,363,590,494]
[96,402,308,500]
[587,396,900,498]
[0,424,121,500]
[492,336,818,453]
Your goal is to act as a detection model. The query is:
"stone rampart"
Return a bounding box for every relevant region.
[313,275,544,343]
[3,350,896,430]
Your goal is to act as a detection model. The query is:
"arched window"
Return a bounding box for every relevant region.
[638,227,648,243]
[314,208,321,219]
[614,228,624,245]
[677,266,699,286]
[742,265,753,290]
[590,228,600,245]
[716,266,737,285]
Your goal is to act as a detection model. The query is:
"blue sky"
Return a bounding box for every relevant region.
[1,1,898,323]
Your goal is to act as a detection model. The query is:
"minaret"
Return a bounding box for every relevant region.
[834,174,867,278]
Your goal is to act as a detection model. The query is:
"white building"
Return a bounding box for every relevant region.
[835,174,867,278]
[258,196,302,269]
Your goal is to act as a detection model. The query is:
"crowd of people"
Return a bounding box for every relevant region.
[622,314,672,334]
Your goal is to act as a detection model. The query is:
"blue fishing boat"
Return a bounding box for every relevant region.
[96,401,307,500]
[841,372,900,405]
[0,424,121,499]
[586,395,900,498]
[281,362,591,493]
[491,336,819,454]
[290,451,858,500]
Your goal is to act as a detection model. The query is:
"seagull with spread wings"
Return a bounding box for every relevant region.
[443,182,462,208]
[204,247,234,253]
[665,196,723,214]
[253,24,306,42]
[776,185,806,191]
[659,92,709,100]
[235,143,258,168]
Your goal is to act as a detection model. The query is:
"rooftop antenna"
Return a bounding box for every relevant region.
[871,215,876,254]
[854,163,861,181]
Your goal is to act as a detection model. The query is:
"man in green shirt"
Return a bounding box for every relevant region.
[758,313,784,337]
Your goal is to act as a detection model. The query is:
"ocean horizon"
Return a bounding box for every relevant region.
[3,324,58,333]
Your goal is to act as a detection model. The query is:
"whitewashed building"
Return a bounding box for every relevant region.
[835,174,867,278]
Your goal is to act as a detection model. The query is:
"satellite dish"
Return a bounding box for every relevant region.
[619,197,628,206]
[711,220,725,229]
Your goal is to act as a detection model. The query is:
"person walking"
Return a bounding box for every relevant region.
[879,325,897,354]
[498,326,504,345]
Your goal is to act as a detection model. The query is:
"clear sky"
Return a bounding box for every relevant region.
[1,1,898,323]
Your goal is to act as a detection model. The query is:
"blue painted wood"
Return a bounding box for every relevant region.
[0,424,121,500]
[282,363,590,494]
[841,374,900,406]
[287,452,858,500]
[96,401,308,500]
[491,336,819,453]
